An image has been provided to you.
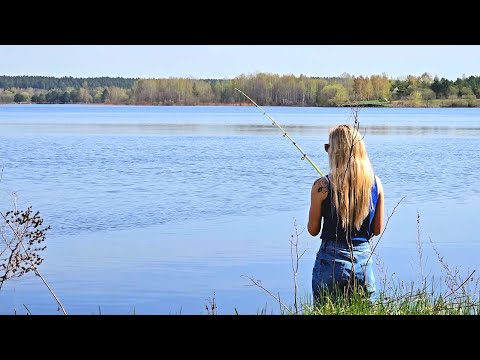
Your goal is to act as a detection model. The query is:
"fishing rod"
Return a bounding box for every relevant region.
[235,88,325,177]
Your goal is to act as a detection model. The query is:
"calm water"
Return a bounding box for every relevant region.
[0,104,479,315]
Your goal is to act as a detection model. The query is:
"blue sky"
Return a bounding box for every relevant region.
[0,45,478,80]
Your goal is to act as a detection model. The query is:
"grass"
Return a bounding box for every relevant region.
[241,273,480,315]
[300,281,479,315]
[342,100,389,107]
[339,98,480,108]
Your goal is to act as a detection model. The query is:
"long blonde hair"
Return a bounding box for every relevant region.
[328,124,374,232]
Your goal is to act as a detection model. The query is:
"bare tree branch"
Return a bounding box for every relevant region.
[241,275,293,315]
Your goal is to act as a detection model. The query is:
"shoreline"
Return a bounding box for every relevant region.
[3,101,480,109]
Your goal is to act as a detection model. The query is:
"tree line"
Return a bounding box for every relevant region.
[1,73,479,107]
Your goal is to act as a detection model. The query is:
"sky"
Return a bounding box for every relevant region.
[0,45,479,80]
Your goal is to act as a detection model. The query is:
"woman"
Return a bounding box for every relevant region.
[308,124,384,304]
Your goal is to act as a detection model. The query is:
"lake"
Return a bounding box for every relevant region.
[0,104,479,314]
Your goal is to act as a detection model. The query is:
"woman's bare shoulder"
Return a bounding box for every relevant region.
[312,176,329,193]
[375,175,384,193]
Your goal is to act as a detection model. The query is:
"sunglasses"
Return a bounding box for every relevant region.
[324,143,330,152]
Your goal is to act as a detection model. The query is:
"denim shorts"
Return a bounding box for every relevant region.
[312,240,377,303]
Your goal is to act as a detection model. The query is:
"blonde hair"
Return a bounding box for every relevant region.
[328,124,374,232]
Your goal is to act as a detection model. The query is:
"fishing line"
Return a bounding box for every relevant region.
[235,88,325,177]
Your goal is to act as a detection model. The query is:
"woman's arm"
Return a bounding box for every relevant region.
[371,175,384,236]
[308,177,329,236]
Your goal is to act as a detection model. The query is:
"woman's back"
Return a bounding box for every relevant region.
[320,174,380,243]
[308,124,385,304]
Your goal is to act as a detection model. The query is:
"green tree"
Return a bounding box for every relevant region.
[370,74,391,100]
[13,93,29,102]
[46,90,61,103]
[0,90,14,103]
[108,86,129,103]
[409,90,422,107]
[430,77,451,99]
[459,86,474,98]
[319,84,347,106]
[70,89,82,103]
[31,93,46,103]
[60,91,71,103]
[101,88,110,103]
[421,88,436,104]
[82,81,89,103]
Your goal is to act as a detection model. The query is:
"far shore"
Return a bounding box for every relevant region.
[3,100,480,108]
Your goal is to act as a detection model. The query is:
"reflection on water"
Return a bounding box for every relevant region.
[2,122,480,137]
[1,104,479,136]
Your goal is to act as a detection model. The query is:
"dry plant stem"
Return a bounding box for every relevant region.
[416,211,425,284]
[333,108,360,295]
[428,234,474,302]
[205,290,217,315]
[31,267,67,315]
[290,223,299,314]
[380,290,424,306]
[242,275,293,315]
[290,219,307,314]
[373,250,388,291]
[0,213,21,290]
[336,107,372,294]
[428,236,460,294]
[23,304,32,315]
[241,220,306,315]
[444,270,476,300]
[367,195,407,264]
[0,207,67,315]
[0,241,20,290]
[331,108,403,299]
[5,215,67,314]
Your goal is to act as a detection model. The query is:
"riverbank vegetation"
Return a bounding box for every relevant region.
[1,72,480,107]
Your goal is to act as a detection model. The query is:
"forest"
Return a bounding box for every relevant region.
[1,72,479,107]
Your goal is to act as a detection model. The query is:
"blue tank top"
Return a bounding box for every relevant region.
[320,175,379,242]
